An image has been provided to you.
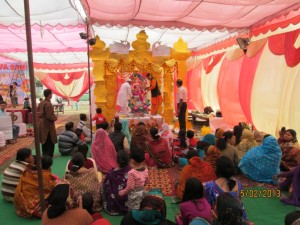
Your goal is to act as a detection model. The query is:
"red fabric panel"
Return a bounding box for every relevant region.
[284,29,300,67]
[268,33,285,55]
[48,71,84,85]
[187,63,203,111]
[40,71,92,101]
[217,56,247,126]
[203,53,225,74]
[239,44,265,125]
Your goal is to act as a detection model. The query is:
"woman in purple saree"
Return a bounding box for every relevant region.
[102,150,131,215]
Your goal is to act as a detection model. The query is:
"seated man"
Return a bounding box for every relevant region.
[77,113,92,142]
[58,122,82,155]
[0,101,20,143]
[1,148,34,201]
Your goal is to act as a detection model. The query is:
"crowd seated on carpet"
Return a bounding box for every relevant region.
[2,111,300,225]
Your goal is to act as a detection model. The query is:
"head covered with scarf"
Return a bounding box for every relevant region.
[132,189,166,225]
[47,183,70,219]
[212,193,246,225]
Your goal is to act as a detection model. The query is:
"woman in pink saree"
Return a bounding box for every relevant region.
[92,128,117,173]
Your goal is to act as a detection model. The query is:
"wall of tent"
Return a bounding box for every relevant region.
[187,28,300,137]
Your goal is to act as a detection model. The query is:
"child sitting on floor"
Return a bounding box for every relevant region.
[187,130,198,148]
[119,148,148,210]
[92,108,106,130]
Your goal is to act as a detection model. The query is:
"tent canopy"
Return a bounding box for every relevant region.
[0,0,299,65]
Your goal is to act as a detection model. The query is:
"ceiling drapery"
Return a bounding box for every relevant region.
[0,0,299,65]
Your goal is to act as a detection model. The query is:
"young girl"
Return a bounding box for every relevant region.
[119,148,148,210]
[176,178,211,225]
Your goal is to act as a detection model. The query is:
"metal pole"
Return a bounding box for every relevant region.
[86,19,93,138]
[24,0,45,212]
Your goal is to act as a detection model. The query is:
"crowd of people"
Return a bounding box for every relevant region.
[1,88,300,225]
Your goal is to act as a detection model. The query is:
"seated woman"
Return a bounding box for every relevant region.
[121,189,176,225]
[237,129,257,158]
[92,128,117,173]
[42,183,93,225]
[275,165,300,207]
[279,129,300,171]
[81,192,103,221]
[176,178,212,225]
[130,124,150,152]
[173,129,189,156]
[158,122,174,152]
[14,156,57,218]
[233,125,244,146]
[202,134,221,170]
[67,143,97,171]
[145,127,174,168]
[65,152,102,211]
[239,135,282,184]
[285,211,300,225]
[176,150,216,200]
[103,150,131,215]
[211,193,247,225]
[216,131,240,167]
[109,122,126,152]
[205,156,246,219]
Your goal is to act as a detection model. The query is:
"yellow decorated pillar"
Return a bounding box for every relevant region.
[90,36,110,120]
[162,59,176,124]
[171,38,192,129]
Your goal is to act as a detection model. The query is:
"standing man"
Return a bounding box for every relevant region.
[176,79,188,131]
[116,78,132,114]
[0,101,20,143]
[38,89,57,157]
[146,73,163,115]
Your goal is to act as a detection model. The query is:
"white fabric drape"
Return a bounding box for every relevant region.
[251,43,300,136]
[201,56,223,112]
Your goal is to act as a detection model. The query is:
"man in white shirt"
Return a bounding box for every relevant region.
[116,78,132,114]
[176,79,188,131]
[0,101,20,143]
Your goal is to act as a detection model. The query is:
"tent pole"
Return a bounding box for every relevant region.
[24,0,45,212]
[86,19,93,138]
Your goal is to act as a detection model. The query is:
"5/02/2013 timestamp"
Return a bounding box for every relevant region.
[240,189,281,198]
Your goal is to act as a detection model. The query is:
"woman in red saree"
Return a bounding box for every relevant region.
[145,127,174,168]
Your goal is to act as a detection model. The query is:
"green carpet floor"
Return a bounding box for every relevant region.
[0,146,297,225]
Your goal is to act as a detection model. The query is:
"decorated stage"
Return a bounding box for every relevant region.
[119,114,163,131]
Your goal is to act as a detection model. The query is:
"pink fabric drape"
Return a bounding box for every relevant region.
[285,29,300,67]
[217,56,247,126]
[268,29,300,67]
[239,45,265,125]
[202,53,225,74]
[91,128,117,173]
[187,62,203,111]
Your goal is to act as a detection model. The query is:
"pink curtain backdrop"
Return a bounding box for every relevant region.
[38,71,93,101]
[187,62,203,111]
[239,44,265,125]
[217,55,247,127]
